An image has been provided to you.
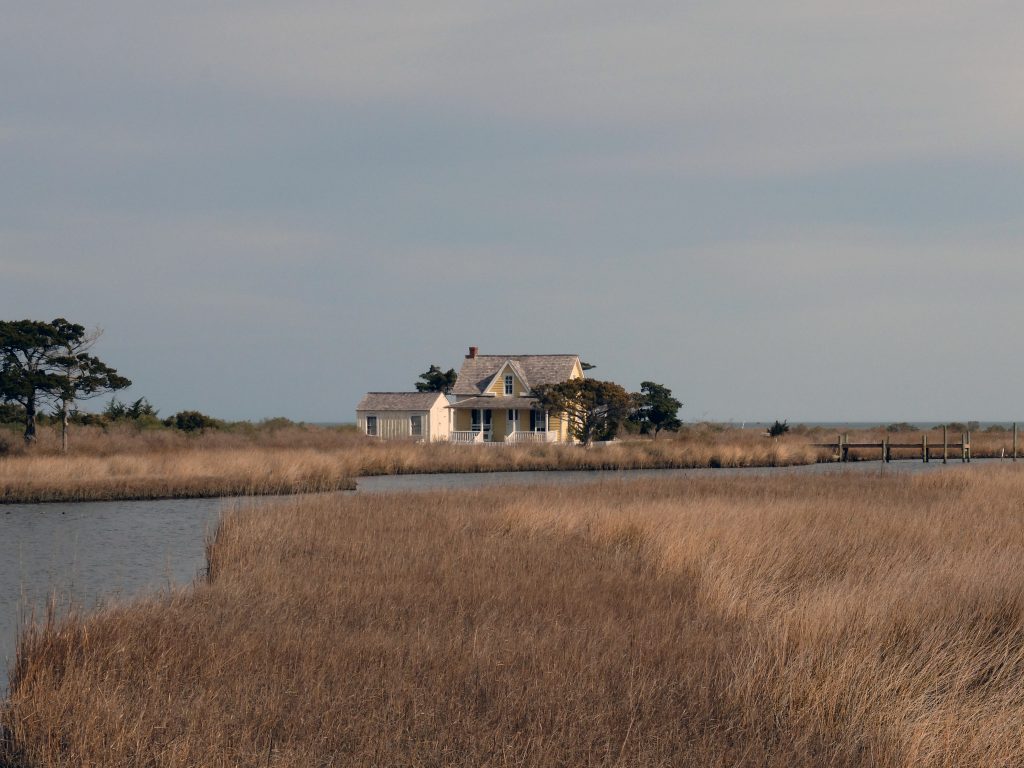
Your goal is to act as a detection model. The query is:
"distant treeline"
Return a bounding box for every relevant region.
[0,398,307,434]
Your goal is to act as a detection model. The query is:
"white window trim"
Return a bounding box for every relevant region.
[409,414,423,437]
[504,374,514,395]
[366,415,378,437]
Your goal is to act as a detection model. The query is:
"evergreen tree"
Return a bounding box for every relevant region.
[0,319,130,447]
[415,364,458,394]
[533,378,633,445]
[631,381,682,439]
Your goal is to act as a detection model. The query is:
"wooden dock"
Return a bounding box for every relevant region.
[812,424,1024,464]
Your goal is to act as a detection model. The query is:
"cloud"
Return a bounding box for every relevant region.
[7,1,1024,178]
[172,2,1024,173]
[3,1,1023,419]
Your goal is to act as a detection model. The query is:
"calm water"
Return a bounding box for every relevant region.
[0,459,996,694]
[0,497,236,694]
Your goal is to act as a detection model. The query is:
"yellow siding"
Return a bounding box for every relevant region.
[454,409,473,432]
[487,365,528,398]
[548,411,566,441]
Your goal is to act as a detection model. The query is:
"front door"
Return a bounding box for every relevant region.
[506,408,519,438]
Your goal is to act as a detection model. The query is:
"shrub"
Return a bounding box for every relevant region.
[259,417,297,430]
[165,410,223,433]
[767,420,790,438]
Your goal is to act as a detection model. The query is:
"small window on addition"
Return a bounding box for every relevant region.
[366,415,378,436]
[410,414,423,437]
[504,374,514,395]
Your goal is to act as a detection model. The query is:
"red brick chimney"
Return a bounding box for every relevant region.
[467,346,478,359]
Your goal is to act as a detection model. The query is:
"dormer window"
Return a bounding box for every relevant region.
[504,374,513,395]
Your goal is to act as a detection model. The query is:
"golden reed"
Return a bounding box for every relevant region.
[5,466,1024,765]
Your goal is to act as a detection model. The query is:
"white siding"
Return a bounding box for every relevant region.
[356,398,451,441]
[430,398,451,440]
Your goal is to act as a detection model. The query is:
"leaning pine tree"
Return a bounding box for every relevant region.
[533,378,633,446]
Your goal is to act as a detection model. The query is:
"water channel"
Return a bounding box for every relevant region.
[0,460,993,694]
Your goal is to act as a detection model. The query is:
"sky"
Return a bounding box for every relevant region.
[3,1,1023,423]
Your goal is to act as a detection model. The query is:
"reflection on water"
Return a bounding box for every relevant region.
[0,459,993,694]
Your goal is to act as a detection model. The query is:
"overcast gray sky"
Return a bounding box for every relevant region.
[3,1,1022,422]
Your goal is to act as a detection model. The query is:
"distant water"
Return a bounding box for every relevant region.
[715,422,1016,430]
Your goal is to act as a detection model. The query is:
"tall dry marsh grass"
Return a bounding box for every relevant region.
[6,467,1024,765]
[1,421,1019,503]
[0,423,824,503]
[0,448,358,503]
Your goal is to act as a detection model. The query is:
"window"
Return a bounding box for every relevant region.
[366,415,378,436]
[530,410,547,432]
[508,409,518,423]
[504,374,514,395]
[410,414,423,437]
[472,409,493,435]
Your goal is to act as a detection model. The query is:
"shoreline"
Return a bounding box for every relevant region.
[0,478,358,506]
[2,455,1002,506]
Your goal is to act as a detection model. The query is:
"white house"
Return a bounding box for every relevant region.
[355,392,451,441]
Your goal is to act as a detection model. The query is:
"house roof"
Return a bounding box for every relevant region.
[356,392,446,411]
[448,396,541,410]
[453,354,580,396]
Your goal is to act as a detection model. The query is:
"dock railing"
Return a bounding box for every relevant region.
[815,424,991,463]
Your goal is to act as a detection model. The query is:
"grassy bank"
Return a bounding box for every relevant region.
[1,421,1019,504]
[0,448,357,503]
[5,468,1024,765]
[0,423,823,504]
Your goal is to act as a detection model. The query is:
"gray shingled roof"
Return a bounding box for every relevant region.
[356,392,446,411]
[453,354,580,396]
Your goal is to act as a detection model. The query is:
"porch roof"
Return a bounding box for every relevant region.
[448,396,540,410]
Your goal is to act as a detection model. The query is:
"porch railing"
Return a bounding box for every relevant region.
[505,431,559,444]
[451,430,488,444]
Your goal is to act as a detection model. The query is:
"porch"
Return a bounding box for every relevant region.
[448,397,560,444]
